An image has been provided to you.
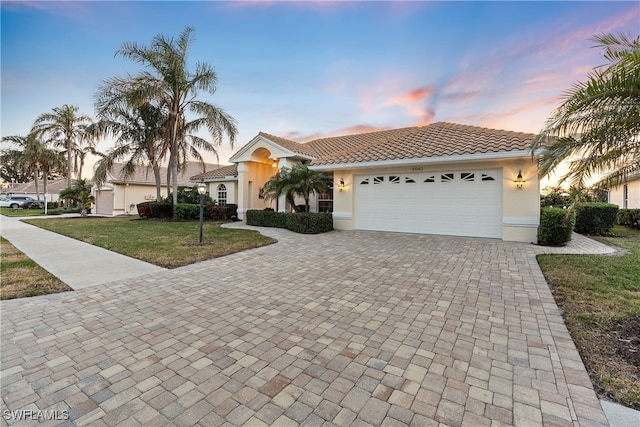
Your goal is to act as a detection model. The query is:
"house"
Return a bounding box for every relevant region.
[191,122,542,242]
[94,161,219,216]
[609,173,640,209]
[2,178,68,203]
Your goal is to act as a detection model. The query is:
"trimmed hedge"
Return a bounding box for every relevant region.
[137,201,173,219]
[246,210,333,234]
[574,202,618,235]
[209,204,238,220]
[617,209,640,229]
[174,203,201,220]
[538,207,576,246]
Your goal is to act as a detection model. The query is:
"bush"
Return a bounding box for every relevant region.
[574,202,619,235]
[246,210,333,234]
[209,204,237,220]
[47,201,59,210]
[617,209,640,229]
[538,207,576,246]
[137,201,173,219]
[285,213,333,234]
[173,203,200,220]
[168,186,214,205]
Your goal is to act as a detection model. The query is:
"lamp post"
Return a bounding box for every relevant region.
[197,182,207,245]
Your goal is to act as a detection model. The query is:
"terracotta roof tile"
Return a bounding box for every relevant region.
[258,132,317,157]
[190,164,238,180]
[109,161,217,186]
[309,122,537,165]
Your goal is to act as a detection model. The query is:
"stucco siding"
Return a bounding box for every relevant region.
[609,179,640,209]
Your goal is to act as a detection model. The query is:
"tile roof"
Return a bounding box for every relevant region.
[190,164,238,180]
[109,161,218,186]
[308,122,537,165]
[4,178,69,195]
[258,132,317,157]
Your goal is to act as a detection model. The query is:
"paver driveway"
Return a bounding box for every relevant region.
[1,227,608,426]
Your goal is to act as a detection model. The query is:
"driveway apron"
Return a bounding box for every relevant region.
[1,226,609,426]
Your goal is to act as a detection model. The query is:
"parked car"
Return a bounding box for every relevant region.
[0,196,44,209]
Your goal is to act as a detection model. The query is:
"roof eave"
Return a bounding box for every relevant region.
[310,149,536,171]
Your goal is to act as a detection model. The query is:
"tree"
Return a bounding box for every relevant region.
[1,133,64,201]
[531,33,640,189]
[32,105,94,188]
[263,163,329,212]
[60,179,94,217]
[95,26,238,204]
[93,103,167,201]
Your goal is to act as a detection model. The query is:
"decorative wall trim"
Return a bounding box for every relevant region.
[502,216,539,227]
[332,212,353,220]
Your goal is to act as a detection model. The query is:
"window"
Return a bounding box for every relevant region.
[217,184,227,206]
[441,173,454,182]
[389,176,400,184]
[461,173,474,182]
[405,177,416,183]
[360,178,369,185]
[373,176,384,184]
[481,174,495,181]
[623,185,628,209]
[318,177,333,213]
[424,176,435,183]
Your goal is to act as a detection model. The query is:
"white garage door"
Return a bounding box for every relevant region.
[354,169,502,238]
[95,190,113,216]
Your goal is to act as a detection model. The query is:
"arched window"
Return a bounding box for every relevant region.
[217,184,227,206]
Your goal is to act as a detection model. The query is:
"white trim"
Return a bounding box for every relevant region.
[502,216,539,227]
[194,176,238,183]
[332,212,352,220]
[310,150,534,171]
[229,134,315,163]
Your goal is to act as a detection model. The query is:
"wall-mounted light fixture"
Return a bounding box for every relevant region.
[338,177,345,192]
[272,158,277,168]
[515,170,525,190]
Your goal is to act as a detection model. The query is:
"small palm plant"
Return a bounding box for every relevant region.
[60,179,95,217]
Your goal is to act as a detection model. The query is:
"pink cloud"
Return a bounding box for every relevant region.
[286,124,394,142]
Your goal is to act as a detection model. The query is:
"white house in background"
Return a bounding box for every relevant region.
[94,161,219,216]
[1,178,67,203]
[609,173,640,209]
[192,122,543,243]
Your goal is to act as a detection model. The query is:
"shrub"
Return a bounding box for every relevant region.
[538,207,576,246]
[285,213,333,234]
[209,204,237,220]
[168,186,213,205]
[137,201,172,219]
[617,209,640,229]
[47,201,59,210]
[246,210,288,228]
[173,203,200,220]
[574,202,619,235]
[246,210,333,234]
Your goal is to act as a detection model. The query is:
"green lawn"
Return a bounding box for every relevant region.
[1,237,72,300]
[23,216,276,268]
[537,225,640,410]
[0,207,47,217]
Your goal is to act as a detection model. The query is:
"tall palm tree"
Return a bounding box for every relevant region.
[95,26,238,205]
[93,103,167,201]
[532,32,640,188]
[32,105,94,188]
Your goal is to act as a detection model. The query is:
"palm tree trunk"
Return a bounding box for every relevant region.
[166,155,173,200]
[66,137,72,188]
[153,163,162,201]
[43,171,48,206]
[33,171,40,203]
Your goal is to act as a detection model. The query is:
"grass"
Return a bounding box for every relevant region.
[0,207,47,217]
[1,237,72,300]
[537,225,640,410]
[23,216,276,268]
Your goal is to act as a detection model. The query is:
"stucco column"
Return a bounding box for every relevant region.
[237,162,249,220]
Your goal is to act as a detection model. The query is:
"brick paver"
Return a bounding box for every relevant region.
[0,225,610,426]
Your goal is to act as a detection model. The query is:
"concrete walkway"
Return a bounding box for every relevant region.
[0,217,637,426]
[0,214,164,290]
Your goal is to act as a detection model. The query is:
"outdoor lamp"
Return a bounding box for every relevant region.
[338,178,345,192]
[197,182,207,244]
[272,158,277,168]
[515,170,525,190]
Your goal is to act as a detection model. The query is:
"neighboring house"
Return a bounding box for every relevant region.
[94,161,219,216]
[1,178,68,203]
[192,122,542,243]
[609,173,640,209]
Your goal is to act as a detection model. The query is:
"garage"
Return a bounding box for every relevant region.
[95,189,113,216]
[354,169,502,238]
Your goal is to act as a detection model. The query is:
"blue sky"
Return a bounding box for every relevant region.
[2,1,639,168]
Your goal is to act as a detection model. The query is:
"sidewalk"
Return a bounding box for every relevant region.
[0,214,164,290]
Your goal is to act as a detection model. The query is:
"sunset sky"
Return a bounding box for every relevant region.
[2,1,639,168]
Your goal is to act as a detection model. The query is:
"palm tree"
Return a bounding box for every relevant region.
[95,26,238,204]
[531,32,640,188]
[93,103,167,201]
[60,178,94,217]
[263,164,329,212]
[32,105,94,188]
[1,133,64,201]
